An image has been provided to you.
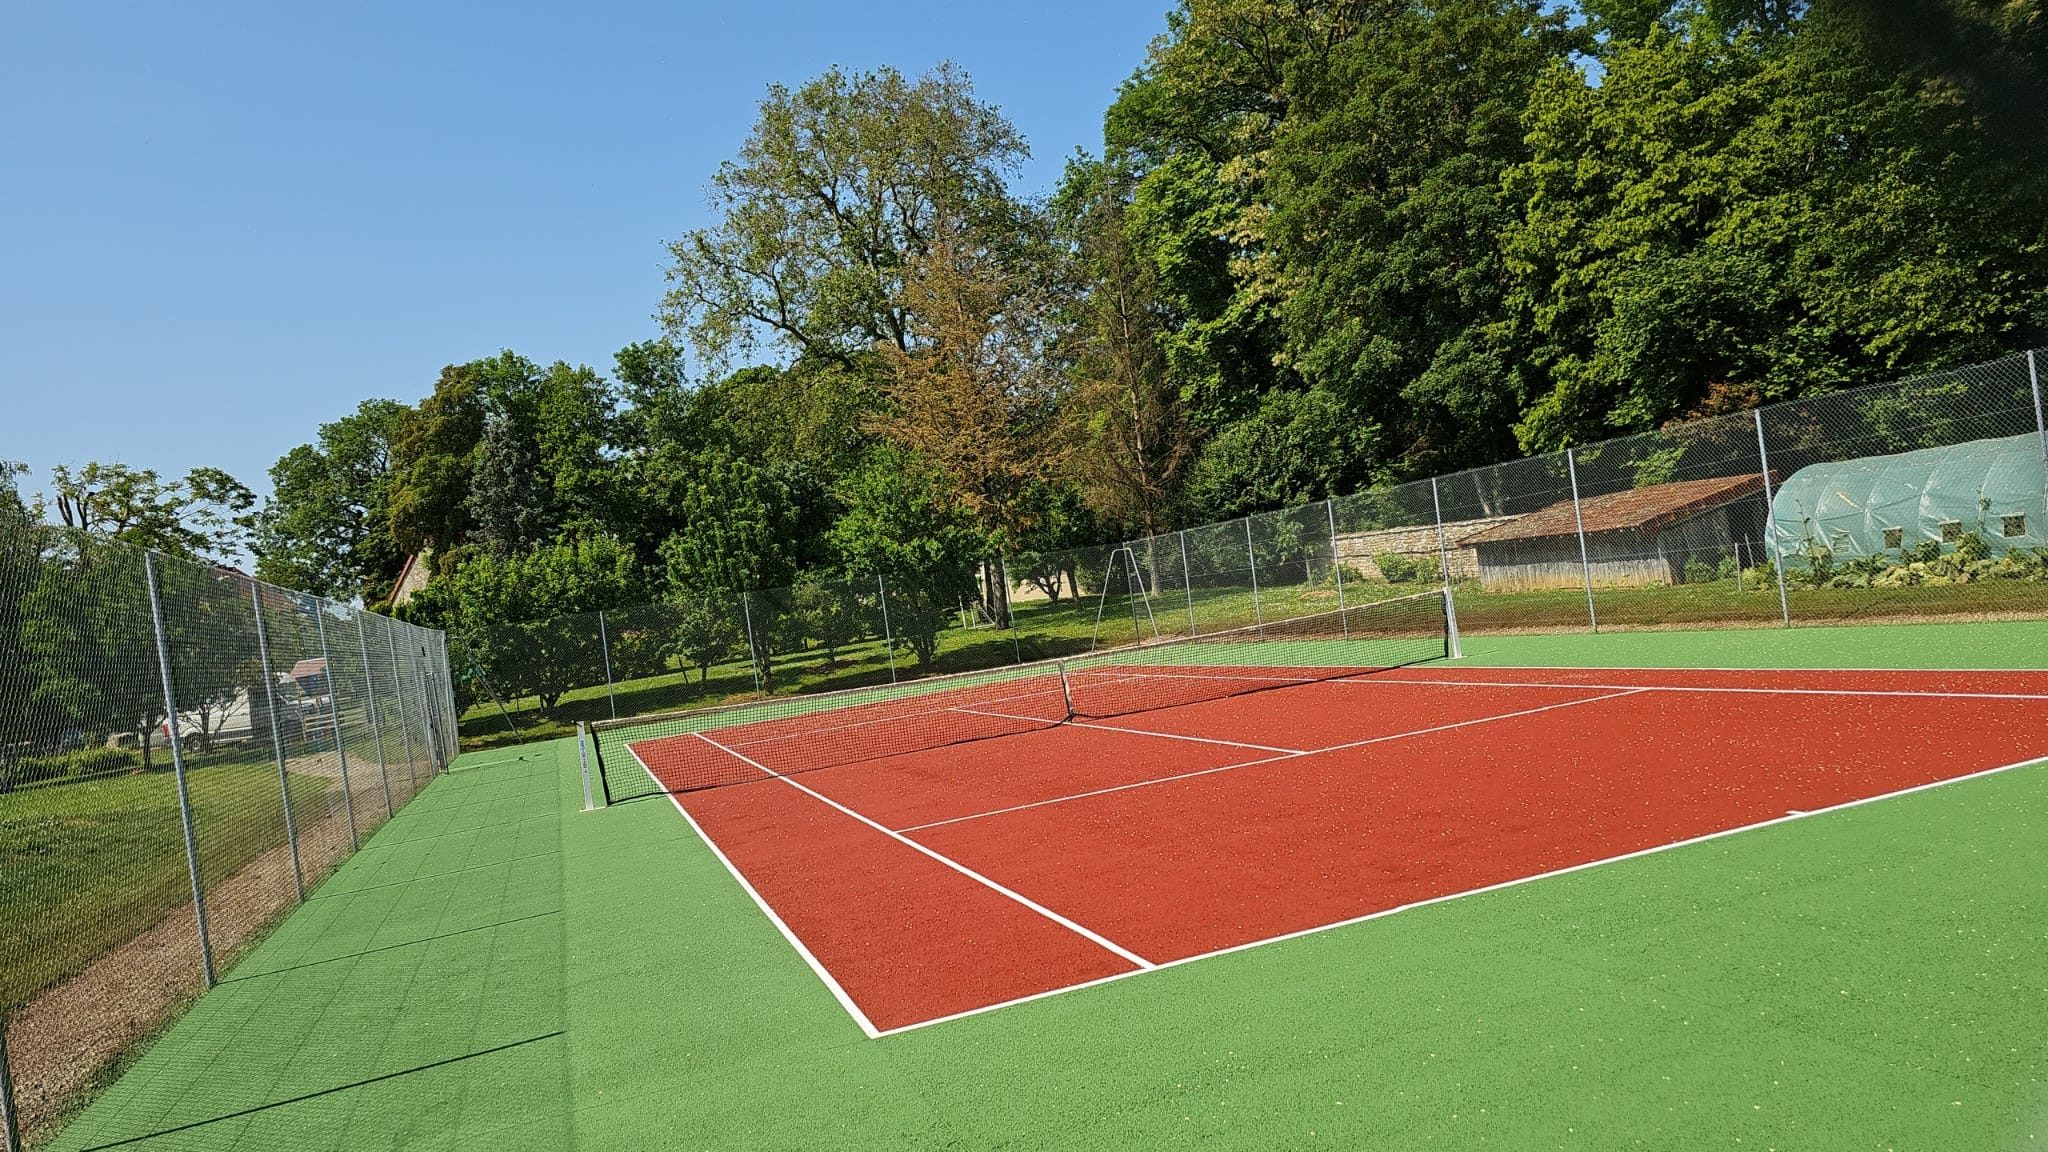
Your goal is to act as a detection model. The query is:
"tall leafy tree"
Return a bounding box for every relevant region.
[828,444,982,665]
[255,399,408,599]
[1502,0,2048,449]
[46,462,255,563]
[662,63,1033,371]
[1267,0,1578,477]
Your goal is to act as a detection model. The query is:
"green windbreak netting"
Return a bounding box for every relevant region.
[1770,433,2047,565]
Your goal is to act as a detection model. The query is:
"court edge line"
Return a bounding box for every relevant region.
[949,705,1305,755]
[873,749,2048,1039]
[692,731,1158,971]
[625,742,884,1040]
[897,687,1647,834]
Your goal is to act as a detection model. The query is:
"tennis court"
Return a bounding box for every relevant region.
[592,600,2048,1037]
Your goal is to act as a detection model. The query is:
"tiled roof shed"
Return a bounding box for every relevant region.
[1464,474,1768,545]
[1462,474,1772,591]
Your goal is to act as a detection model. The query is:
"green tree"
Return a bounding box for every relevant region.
[670,594,743,684]
[409,537,647,713]
[789,574,863,667]
[1267,0,1578,477]
[661,62,1032,371]
[1179,388,1375,520]
[828,445,982,665]
[20,538,168,769]
[1502,2,2048,450]
[657,453,822,689]
[46,462,255,563]
[254,399,408,600]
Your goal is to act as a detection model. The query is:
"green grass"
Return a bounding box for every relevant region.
[45,617,2048,1149]
[0,756,333,1013]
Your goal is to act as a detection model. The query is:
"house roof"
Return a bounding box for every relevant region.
[1463,473,1767,546]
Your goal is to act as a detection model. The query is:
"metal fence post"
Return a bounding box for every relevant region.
[1754,408,1793,627]
[740,592,764,695]
[249,582,305,902]
[997,558,1023,664]
[310,603,360,851]
[597,610,618,721]
[1179,530,1196,636]
[1323,500,1349,638]
[412,641,440,772]
[1244,518,1263,630]
[2031,349,2046,508]
[875,576,898,684]
[354,615,394,818]
[1431,477,1464,659]
[0,1023,20,1152]
[1565,449,1598,633]
[145,552,215,988]
[386,624,420,790]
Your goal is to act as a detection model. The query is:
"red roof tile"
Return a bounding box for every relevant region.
[1463,474,1767,545]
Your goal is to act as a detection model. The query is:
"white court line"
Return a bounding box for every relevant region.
[1061,665,2048,702]
[899,687,1648,833]
[872,749,2048,1038]
[691,732,1156,971]
[949,706,1304,755]
[625,743,883,1039]
[1354,676,2048,702]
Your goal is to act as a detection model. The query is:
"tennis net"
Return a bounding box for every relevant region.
[590,589,1450,802]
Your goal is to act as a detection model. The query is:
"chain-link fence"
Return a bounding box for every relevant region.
[448,347,2048,749]
[0,526,456,1148]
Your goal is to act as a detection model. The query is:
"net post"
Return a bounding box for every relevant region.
[0,1020,20,1152]
[875,575,899,683]
[1565,449,1598,633]
[1324,499,1349,638]
[250,580,305,902]
[1179,530,1196,637]
[386,621,420,796]
[1754,408,1793,628]
[597,610,619,721]
[577,722,596,811]
[1058,661,1075,719]
[1431,477,1463,659]
[355,614,394,818]
[591,721,616,806]
[1244,518,1263,632]
[145,551,216,988]
[740,592,764,695]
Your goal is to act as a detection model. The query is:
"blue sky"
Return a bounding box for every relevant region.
[0,1,1168,504]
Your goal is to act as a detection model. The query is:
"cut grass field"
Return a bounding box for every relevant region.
[42,617,2048,1150]
[0,757,334,1013]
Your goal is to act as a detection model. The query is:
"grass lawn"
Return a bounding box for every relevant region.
[0,756,333,1013]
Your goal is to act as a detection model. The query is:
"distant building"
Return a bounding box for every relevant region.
[1462,475,1769,591]
[388,548,433,609]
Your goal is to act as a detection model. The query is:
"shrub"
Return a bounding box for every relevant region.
[1373,552,1420,583]
[1683,558,1717,585]
[1714,555,1739,582]
[3,746,139,787]
[1953,531,1989,563]
[1901,539,1942,564]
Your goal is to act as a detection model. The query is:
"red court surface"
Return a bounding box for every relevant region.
[628,665,2048,1035]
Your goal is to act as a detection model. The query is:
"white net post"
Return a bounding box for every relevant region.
[1430,476,1463,659]
[1564,449,1598,633]
[1754,409,1793,627]
[144,552,215,988]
